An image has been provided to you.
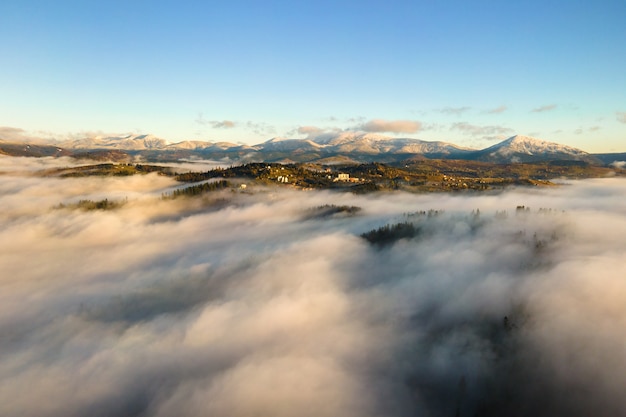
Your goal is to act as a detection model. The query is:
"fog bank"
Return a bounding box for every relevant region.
[2,157,626,416]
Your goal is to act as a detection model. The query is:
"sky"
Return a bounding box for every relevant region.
[1,0,625,152]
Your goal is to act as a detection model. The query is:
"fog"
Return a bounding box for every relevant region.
[2,156,626,416]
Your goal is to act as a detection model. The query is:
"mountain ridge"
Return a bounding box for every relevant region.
[0,132,614,165]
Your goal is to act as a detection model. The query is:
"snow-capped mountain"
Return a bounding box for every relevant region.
[473,135,599,163]
[58,134,243,152]
[166,140,242,151]
[7,130,607,164]
[244,132,473,161]
[255,138,323,152]
[313,132,472,155]
[59,134,169,150]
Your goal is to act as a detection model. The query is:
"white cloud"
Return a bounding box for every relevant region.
[195,114,237,129]
[3,158,626,416]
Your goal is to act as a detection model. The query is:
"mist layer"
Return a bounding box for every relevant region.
[2,157,626,417]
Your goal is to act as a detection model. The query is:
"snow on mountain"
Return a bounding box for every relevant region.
[59,134,169,150]
[166,140,241,150]
[488,135,587,156]
[56,130,476,159]
[312,132,392,146]
[477,135,597,163]
[307,131,473,155]
[30,131,604,164]
[167,140,214,150]
[58,134,245,152]
[257,138,323,152]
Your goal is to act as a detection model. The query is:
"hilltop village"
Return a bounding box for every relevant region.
[46,159,624,195]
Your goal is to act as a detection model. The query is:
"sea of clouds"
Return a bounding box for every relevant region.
[2,156,626,417]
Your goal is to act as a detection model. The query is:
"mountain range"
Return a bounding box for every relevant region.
[1,132,621,165]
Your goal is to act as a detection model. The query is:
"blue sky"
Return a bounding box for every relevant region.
[1,0,625,152]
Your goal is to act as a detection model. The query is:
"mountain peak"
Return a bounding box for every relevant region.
[505,134,541,143]
[478,134,597,163]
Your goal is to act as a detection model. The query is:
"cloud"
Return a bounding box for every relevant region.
[485,105,508,114]
[194,113,209,126]
[575,126,602,135]
[297,126,324,135]
[0,126,26,141]
[211,120,236,129]
[356,119,422,134]
[0,126,52,143]
[195,114,237,129]
[285,125,344,141]
[439,106,471,116]
[195,116,274,137]
[451,122,514,139]
[246,121,276,137]
[616,112,626,123]
[346,116,366,124]
[531,104,557,113]
[3,157,626,416]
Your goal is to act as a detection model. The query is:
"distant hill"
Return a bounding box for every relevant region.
[0,141,72,157]
[593,153,626,166]
[72,149,133,162]
[0,132,613,165]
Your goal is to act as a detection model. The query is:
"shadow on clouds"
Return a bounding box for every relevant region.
[2,157,626,416]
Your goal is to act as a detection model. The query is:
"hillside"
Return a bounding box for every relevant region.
[40,159,622,195]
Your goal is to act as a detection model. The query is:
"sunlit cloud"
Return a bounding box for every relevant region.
[356,119,422,134]
[195,114,237,129]
[212,120,236,129]
[3,157,626,416]
[616,112,626,123]
[0,126,50,143]
[297,126,324,135]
